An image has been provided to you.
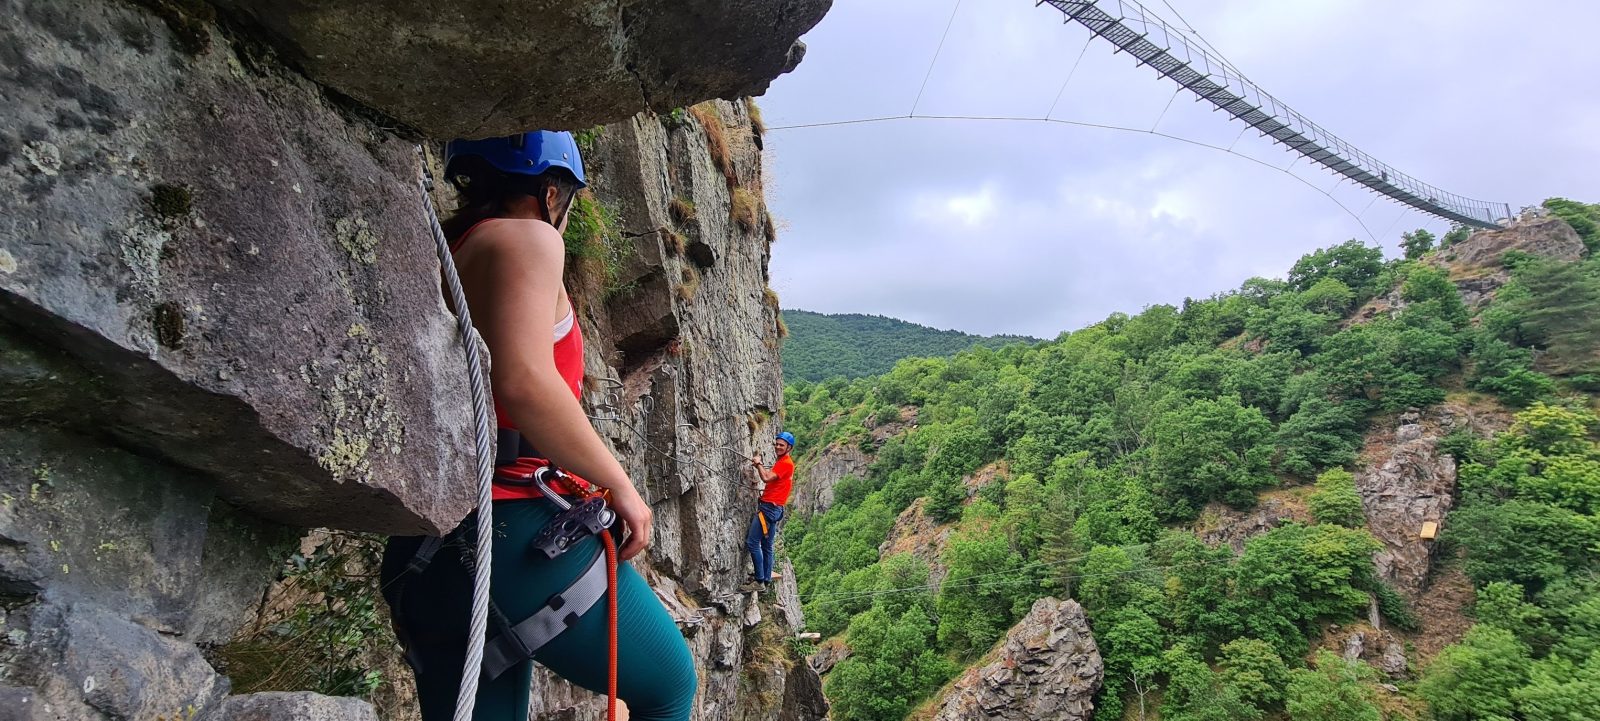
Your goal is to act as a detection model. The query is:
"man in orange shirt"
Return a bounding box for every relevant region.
[742,432,795,593]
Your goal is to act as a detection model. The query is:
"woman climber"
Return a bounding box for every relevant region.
[380,131,697,721]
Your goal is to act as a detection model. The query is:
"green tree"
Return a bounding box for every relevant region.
[1499,258,1600,375]
[1288,240,1386,295]
[1145,395,1276,519]
[826,606,958,721]
[1301,277,1358,315]
[1542,197,1600,253]
[1308,468,1365,527]
[1401,228,1436,259]
[1276,397,1364,478]
[1418,625,1531,721]
[1218,637,1291,709]
[1284,650,1382,721]
[1232,524,1381,658]
[936,512,1036,656]
[1513,654,1600,721]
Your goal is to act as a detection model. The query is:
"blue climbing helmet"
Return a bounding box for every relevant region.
[775,432,796,448]
[443,130,588,190]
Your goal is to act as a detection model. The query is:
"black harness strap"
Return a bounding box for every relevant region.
[479,546,610,681]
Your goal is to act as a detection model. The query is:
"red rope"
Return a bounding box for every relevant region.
[601,530,619,721]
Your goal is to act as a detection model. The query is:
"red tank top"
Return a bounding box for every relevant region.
[451,219,589,501]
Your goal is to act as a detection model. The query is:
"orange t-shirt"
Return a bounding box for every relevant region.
[761,455,795,506]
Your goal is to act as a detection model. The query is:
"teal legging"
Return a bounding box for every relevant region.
[381,499,697,720]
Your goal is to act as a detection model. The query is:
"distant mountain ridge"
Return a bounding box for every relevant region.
[781,310,1039,382]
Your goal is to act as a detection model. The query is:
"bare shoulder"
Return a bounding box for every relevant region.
[463,218,564,260]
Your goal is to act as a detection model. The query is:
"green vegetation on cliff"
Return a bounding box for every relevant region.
[784,208,1600,721]
[780,310,1038,383]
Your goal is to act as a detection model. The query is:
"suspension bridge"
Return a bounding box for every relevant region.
[1038,0,1509,229]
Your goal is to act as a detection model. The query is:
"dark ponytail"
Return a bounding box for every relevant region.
[440,155,581,242]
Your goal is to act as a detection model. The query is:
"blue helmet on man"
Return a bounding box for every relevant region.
[775,432,796,448]
[443,131,587,190]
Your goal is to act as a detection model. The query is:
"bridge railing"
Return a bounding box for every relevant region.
[1039,0,1509,229]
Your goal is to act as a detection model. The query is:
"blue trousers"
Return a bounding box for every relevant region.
[745,502,785,582]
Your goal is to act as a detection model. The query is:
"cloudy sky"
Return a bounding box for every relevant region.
[758,0,1600,338]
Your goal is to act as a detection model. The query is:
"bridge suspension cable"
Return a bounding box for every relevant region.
[1038,0,1512,229]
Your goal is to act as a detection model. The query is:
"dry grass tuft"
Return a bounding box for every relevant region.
[669,196,697,224]
[745,97,766,137]
[731,188,760,233]
[690,103,737,189]
[677,265,702,303]
[662,227,687,256]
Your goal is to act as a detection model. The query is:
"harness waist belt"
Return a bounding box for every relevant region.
[479,546,609,681]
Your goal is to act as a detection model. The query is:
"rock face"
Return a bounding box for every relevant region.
[792,407,914,517]
[878,498,954,585]
[213,692,379,721]
[1437,216,1587,309]
[795,441,869,516]
[3,0,474,535]
[1443,216,1585,270]
[931,597,1103,721]
[1,0,827,719]
[208,0,831,137]
[1356,411,1457,598]
[1198,497,1311,553]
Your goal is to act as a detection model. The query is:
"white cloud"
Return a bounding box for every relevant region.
[760,0,1600,337]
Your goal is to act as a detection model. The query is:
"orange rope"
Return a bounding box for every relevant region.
[601,529,619,721]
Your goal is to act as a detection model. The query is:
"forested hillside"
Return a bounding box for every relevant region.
[780,310,1038,382]
[782,199,1600,721]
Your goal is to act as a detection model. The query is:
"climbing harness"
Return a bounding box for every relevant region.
[408,146,621,721]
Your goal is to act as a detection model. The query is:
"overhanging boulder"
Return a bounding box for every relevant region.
[2,0,473,534]
[207,0,833,137]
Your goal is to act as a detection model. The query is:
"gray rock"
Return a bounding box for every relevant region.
[807,638,850,676]
[211,692,378,721]
[794,442,870,516]
[208,0,833,137]
[771,559,805,632]
[1343,631,1367,663]
[1357,416,1457,598]
[1198,498,1306,553]
[777,661,829,721]
[14,602,230,721]
[1448,217,1585,269]
[1,0,476,534]
[0,417,292,644]
[932,598,1103,721]
[1380,638,1409,678]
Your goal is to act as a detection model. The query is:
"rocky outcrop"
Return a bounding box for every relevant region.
[878,498,954,586]
[1356,411,1457,598]
[1197,496,1311,553]
[1330,625,1409,679]
[208,0,830,137]
[808,638,851,676]
[2,0,475,535]
[1442,216,1585,270]
[795,442,870,516]
[792,406,915,517]
[1438,216,1587,309]
[1,0,827,718]
[931,597,1103,721]
[214,692,378,721]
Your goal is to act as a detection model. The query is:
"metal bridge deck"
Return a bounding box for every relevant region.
[1040,0,1508,229]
